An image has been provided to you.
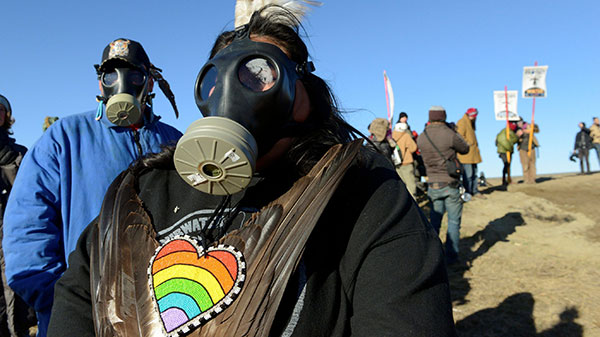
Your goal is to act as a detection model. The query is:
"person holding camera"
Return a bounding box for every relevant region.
[418,106,469,265]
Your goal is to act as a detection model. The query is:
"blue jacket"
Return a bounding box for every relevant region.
[2,110,182,335]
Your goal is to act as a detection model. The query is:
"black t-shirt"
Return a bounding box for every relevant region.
[48,148,457,337]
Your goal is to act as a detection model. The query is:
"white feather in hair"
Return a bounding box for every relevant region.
[234,0,322,28]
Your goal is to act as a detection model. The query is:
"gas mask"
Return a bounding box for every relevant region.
[174,28,314,195]
[94,38,179,127]
[99,65,150,126]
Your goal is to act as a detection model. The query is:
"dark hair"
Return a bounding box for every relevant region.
[209,6,358,175]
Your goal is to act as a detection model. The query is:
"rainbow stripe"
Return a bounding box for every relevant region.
[149,238,243,334]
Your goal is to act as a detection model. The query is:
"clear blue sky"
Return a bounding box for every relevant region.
[2,1,599,177]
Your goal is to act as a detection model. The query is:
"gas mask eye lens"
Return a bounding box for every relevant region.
[128,70,145,86]
[102,71,118,86]
[199,66,218,100]
[238,57,277,92]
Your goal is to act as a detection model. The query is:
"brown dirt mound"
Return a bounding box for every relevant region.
[425,172,600,336]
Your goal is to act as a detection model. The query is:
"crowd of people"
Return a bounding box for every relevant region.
[0,2,595,336]
[367,106,549,266]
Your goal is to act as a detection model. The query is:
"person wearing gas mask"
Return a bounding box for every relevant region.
[47,4,456,337]
[3,38,182,336]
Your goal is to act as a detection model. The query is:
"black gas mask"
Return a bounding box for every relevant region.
[95,38,179,127]
[98,64,150,126]
[173,28,314,195]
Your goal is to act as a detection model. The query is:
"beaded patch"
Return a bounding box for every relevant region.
[148,236,246,336]
[108,39,130,58]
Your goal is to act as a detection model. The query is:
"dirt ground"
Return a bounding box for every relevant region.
[423,172,600,336]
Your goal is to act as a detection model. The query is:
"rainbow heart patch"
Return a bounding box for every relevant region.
[148,237,245,336]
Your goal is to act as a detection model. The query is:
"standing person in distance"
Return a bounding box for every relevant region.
[589,117,600,167]
[418,106,469,265]
[574,122,592,174]
[3,38,182,336]
[392,121,417,197]
[516,119,540,184]
[456,107,483,198]
[495,122,519,186]
[0,95,35,337]
[367,117,394,163]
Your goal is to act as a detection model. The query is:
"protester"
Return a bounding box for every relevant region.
[3,39,182,336]
[495,122,519,185]
[397,112,426,194]
[456,107,483,197]
[574,122,592,174]
[0,95,35,337]
[48,5,457,336]
[367,117,394,162]
[516,119,539,184]
[417,106,469,265]
[392,121,418,197]
[590,117,600,167]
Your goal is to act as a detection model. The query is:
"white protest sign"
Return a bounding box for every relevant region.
[493,90,519,121]
[522,65,548,98]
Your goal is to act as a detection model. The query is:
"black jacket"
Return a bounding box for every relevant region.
[48,147,456,337]
[574,129,592,150]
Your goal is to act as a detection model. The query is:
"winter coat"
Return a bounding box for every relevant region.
[47,147,457,337]
[590,124,600,144]
[456,114,482,164]
[517,124,540,151]
[3,109,182,334]
[496,128,519,154]
[417,122,469,183]
[574,129,592,150]
[391,130,417,165]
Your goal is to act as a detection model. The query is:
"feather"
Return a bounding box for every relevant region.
[89,140,361,337]
[191,139,362,336]
[90,171,164,336]
[234,0,323,28]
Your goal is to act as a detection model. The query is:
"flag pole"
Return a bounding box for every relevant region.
[527,61,538,157]
[504,86,511,164]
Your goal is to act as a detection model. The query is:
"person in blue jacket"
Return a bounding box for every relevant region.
[2,38,182,336]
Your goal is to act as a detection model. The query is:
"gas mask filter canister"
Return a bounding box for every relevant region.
[105,93,142,127]
[173,116,258,195]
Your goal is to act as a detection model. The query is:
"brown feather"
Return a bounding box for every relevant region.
[191,139,362,336]
[89,140,361,337]
[90,171,164,336]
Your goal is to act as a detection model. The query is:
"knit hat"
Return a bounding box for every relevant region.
[466,107,478,118]
[429,106,446,122]
[0,95,11,114]
[368,118,390,141]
